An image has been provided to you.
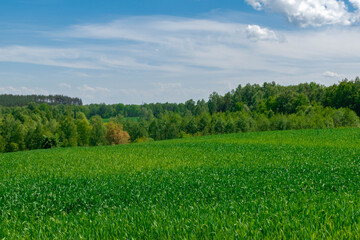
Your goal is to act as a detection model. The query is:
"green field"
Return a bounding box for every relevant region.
[1,128,360,239]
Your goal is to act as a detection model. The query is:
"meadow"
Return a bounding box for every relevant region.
[1,128,360,239]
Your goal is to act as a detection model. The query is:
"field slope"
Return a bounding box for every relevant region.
[1,128,360,239]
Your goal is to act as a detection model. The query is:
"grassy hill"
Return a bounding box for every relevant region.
[1,128,360,238]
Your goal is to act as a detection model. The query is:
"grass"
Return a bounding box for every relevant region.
[1,128,360,238]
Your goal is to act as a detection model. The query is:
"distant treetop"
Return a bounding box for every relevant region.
[0,94,83,107]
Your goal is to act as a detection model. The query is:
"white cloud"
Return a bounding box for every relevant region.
[65,18,243,42]
[0,18,282,76]
[154,82,182,92]
[76,84,111,100]
[246,25,279,41]
[322,71,344,78]
[350,0,360,9]
[245,0,359,27]
[59,83,72,89]
[0,86,49,95]
[77,84,110,93]
[246,0,263,10]
[152,19,241,33]
[0,46,103,69]
[56,17,283,72]
[2,15,360,104]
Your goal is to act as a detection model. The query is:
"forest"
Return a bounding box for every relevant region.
[0,94,83,107]
[0,78,360,153]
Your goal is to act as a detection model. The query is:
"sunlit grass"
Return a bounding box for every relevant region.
[1,128,360,238]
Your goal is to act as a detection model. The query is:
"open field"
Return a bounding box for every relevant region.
[1,128,360,238]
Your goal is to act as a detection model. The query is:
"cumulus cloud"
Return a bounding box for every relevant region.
[350,0,360,9]
[245,0,360,27]
[246,25,279,41]
[322,71,344,78]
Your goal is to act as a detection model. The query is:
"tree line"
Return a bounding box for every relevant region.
[0,79,359,153]
[0,94,83,107]
[73,78,360,118]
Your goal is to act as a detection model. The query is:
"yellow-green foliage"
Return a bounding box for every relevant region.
[1,128,360,238]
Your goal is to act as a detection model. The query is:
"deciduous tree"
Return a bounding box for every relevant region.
[105,122,130,145]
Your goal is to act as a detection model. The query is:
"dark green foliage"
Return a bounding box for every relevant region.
[323,78,360,116]
[90,115,106,146]
[185,116,197,135]
[25,123,44,150]
[214,117,225,134]
[76,112,91,146]
[58,116,78,147]
[0,114,25,152]
[0,94,82,107]
[122,119,148,142]
[0,135,5,153]
[41,135,58,149]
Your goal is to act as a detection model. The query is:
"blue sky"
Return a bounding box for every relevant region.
[1,0,360,104]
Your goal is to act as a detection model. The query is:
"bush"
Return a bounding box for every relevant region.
[133,136,154,143]
[7,142,19,152]
[41,135,58,149]
[0,135,5,153]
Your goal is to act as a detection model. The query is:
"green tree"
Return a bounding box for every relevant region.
[105,122,130,145]
[76,112,91,146]
[208,92,220,114]
[197,113,210,134]
[185,99,196,115]
[148,119,160,140]
[90,115,106,146]
[123,120,147,142]
[214,117,225,134]
[58,116,78,147]
[25,122,44,150]
[256,114,270,131]
[342,108,359,127]
[186,117,197,135]
[0,114,25,152]
[224,119,236,133]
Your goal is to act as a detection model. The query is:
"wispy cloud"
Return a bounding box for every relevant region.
[154,82,182,92]
[59,83,72,89]
[64,17,245,43]
[0,46,103,69]
[77,84,110,93]
[1,14,360,104]
[5,16,359,76]
[75,84,111,100]
[0,86,49,95]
